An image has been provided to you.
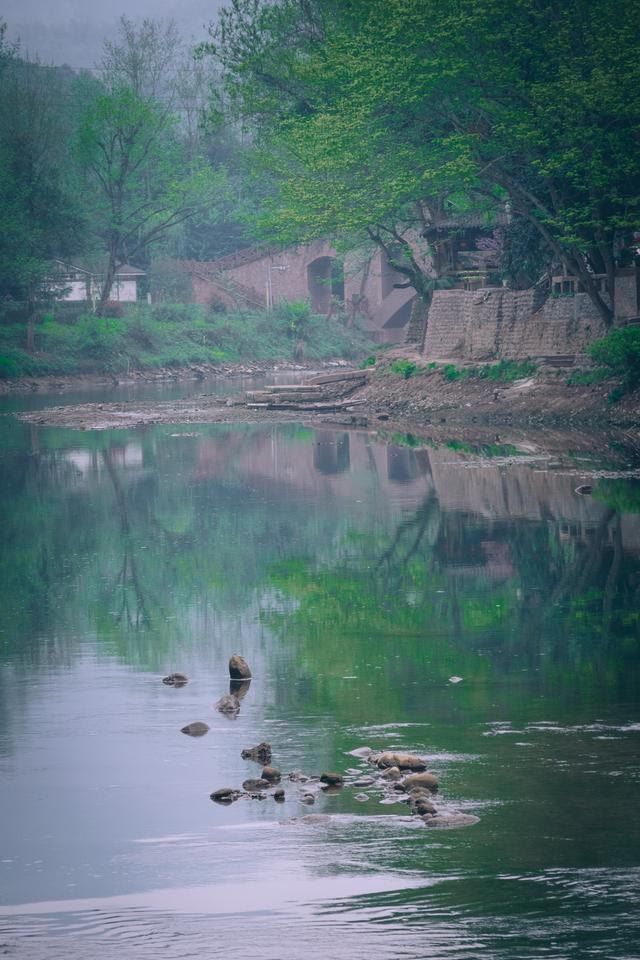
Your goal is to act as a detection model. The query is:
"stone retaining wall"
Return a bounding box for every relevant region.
[423,288,609,360]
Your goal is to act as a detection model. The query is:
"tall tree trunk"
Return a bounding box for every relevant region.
[26,295,37,352]
[97,244,119,316]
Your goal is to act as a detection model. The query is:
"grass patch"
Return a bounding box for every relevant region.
[0,301,375,379]
[441,359,537,383]
[445,439,522,457]
[565,368,610,386]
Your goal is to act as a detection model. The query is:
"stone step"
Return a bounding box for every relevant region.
[536,355,577,367]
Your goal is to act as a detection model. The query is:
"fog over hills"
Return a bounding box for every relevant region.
[3,0,225,66]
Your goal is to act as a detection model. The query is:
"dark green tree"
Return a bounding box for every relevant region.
[0,23,87,346]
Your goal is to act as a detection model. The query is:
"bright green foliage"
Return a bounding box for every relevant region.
[389,358,418,379]
[588,326,640,396]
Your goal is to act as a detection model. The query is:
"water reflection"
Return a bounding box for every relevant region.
[0,415,639,958]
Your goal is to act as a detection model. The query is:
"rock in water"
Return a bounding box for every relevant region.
[423,813,479,829]
[163,672,188,686]
[261,766,282,783]
[215,693,240,715]
[273,788,285,802]
[403,772,439,791]
[243,778,270,793]
[230,678,252,700]
[210,788,241,804]
[229,654,252,680]
[374,752,427,771]
[320,772,344,787]
[413,798,437,816]
[241,742,272,764]
[180,721,209,737]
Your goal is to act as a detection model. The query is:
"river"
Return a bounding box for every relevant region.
[1,378,639,959]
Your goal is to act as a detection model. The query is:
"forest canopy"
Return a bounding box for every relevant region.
[202,0,640,323]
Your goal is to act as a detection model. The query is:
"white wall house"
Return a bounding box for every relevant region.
[49,260,145,303]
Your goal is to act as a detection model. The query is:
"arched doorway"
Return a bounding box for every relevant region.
[307,257,344,314]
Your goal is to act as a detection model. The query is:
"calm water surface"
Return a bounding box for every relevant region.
[0,383,639,959]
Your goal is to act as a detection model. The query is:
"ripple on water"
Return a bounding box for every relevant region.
[2,867,640,960]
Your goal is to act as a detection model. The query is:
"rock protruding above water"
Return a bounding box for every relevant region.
[210,788,242,804]
[373,751,427,771]
[215,693,240,715]
[241,742,272,764]
[229,654,252,680]
[273,788,286,802]
[403,772,439,792]
[380,766,402,780]
[180,721,209,736]
[320,772,344,787]
[242,778,269,792]
[261,765,281,783]
[163,672,188,686]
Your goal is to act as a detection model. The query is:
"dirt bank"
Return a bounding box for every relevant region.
[0,358,352,396]
[13,352,640,463]
[354,354,640,429]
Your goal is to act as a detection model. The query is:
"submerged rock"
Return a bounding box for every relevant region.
[163,672,189,686]
[229,654,252,680]
[180,721,209,737]
[210,788,242,804]
[301,793,315,805]
[423,813,479,829]
[215,693,241,715]
[241,742,272,764]
[288,771,310,783]
[374,752,427,771]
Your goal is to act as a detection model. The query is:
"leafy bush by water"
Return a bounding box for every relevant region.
[587,327,640,400]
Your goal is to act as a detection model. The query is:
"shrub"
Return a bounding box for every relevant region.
[390,358,418,379]
[588,326,640,398]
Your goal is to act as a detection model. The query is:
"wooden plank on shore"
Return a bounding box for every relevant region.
[307,370,368,385]
[246,397,367,412]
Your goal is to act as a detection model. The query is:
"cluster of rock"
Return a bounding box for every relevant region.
[164,657,478,829]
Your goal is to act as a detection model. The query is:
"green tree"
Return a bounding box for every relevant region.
[0,23,87,346]
[78,18,221,311]
[205,0,640,325]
